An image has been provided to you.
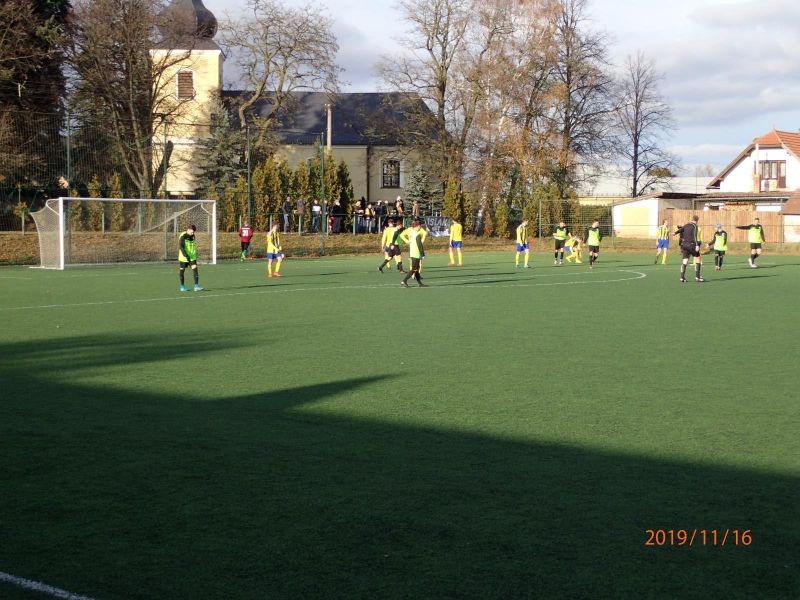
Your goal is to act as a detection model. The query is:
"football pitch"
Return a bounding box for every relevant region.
[1,251,799,599]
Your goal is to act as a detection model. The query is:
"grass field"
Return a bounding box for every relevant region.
[1,250,799,599]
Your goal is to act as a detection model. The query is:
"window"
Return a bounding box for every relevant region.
[760,160,786,188]
[382,159,400,188]
[176,71,195,100]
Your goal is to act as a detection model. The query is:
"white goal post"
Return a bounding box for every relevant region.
[29,197,217,269]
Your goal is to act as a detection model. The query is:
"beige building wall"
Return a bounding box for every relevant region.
[151,48,224,193]
[277,145,437,206]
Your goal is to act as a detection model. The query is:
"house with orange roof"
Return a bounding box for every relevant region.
[707,130,800,194]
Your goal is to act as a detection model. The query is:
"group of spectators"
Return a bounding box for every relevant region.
[278,195,423,235]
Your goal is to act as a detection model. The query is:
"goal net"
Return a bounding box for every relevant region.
[29,197,217,269]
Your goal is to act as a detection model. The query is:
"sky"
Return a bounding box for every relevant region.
[204,0,800,173]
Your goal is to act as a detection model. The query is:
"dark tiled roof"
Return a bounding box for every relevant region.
[221,91,434,146]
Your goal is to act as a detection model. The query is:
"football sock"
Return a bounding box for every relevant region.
[662,253,667,265]
[515,254,520,266]
[554,251,558,260]
[559,250,564,261]
[752,254,758,264]
[457,249,462,264]
[449,249,454,263]
[275,260,282,273]
[379,259,389,270]
[680,263,687,278]
[397,262,403,271]
[179,269,185,285]
[719,255,724,268]
[193,269,199,285]
[402,271,412,284]
[268,262,272,276]
[524,254,529,267]
[695,264,701,278]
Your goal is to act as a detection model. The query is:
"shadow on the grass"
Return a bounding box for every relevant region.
[0,333,797,600]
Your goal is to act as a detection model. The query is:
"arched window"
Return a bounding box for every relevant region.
[176,70,195,100]
[382,159,400,188]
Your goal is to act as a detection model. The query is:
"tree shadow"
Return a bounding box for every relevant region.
[1,334,797,599]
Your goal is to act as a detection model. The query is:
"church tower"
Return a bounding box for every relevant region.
[151,0,224,195]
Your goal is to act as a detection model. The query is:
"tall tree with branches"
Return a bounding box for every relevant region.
[67,0,196,197]
[617,51,678,197]
[219,0,340,151]
[547,0,617,196]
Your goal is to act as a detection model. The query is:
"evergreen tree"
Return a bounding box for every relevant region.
[107,173,124,231]
[442,177,460,219]
[494,199,510,239]
[292,161,310,231]
[336,159,353,227]
[195,102,244,196]
[404,165,431,208]
[252,159,280,231]
[86,174,104,231]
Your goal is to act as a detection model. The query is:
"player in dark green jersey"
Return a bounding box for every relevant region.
[178,225,203,292]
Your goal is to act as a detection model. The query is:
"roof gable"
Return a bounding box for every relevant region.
[708,129,800,189]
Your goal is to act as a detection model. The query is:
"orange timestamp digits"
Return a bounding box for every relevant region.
[644,529,752,547]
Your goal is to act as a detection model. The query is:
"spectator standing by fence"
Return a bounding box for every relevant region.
[355,197,366,233]
[395,196,405,216]
[282,197,292,233]
[332,200,343,233]
[311,200,321,233]
[412,200,420,217]
[375,201,385,230]
[365,203,375,233]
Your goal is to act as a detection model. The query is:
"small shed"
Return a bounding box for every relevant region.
[612,193,696,238]
[781,191,800,243]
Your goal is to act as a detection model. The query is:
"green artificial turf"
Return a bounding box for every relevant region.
[1,251,798,599]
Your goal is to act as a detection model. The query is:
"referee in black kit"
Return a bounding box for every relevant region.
[674,215,704,283]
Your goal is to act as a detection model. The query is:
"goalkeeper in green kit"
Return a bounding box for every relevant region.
[178,224,203,292]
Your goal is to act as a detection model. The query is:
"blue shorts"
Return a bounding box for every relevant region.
[516,243,529,252]
[657,239,669,250]
[267,252,284,260]
[450,241,462,249]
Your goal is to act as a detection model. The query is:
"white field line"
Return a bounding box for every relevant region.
[0,571,97,600]
[0,270,646,312]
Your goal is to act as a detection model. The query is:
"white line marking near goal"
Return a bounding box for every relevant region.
[0,571,97,600]
[0,276,32,280]
[0,270,647,312]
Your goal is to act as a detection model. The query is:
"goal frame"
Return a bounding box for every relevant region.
[31,197,217,270]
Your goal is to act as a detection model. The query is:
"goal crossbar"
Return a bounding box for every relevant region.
[30,197,217,269]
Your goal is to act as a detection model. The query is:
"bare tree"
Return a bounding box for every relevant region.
[547,0,617,196]
[378,0,472,183]
[617,51,678,196]
[67,0,195,196]
[219,0,340,149]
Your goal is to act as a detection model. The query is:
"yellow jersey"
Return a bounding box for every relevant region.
[516,224,528,244]
[450,223,463,242]
[400,227,425,259]
[381,226,396,248]
[266,231,281,254]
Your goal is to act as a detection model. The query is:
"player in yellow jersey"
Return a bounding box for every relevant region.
[654,219,669,265]
[265,223,284,278]
[565,234,582,263]
[515,219,530,268]
[378,219,400,273]
[448,217,463,266]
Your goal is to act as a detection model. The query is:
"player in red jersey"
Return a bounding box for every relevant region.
[238,222,254,261]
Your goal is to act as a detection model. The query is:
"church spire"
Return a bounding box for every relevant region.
[158,0,218,44]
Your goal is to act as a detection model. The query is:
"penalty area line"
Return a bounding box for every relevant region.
[0,570,97,600]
